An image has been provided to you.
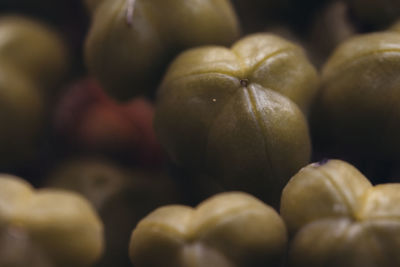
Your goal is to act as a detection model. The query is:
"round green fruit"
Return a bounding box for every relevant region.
[0,66,43,167]
[281,159,400,267]
[313,32,400,159]
[0,16,68,92]
[155,33,318,206]
[0,175,104,267]
[84,0,240,100]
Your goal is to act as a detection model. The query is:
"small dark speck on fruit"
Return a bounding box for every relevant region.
[317,158,330,166]
[240,79,249,87]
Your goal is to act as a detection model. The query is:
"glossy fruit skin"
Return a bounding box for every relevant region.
[84,0,240,101]
[155,33,317,207]
[129,192,287,267]
[281,159,400,267]
[312,32,400,160]
[0,175,104,267]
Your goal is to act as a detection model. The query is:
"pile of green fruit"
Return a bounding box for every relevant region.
[1,0,400,266]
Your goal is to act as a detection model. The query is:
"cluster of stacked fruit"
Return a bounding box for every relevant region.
[1,0,400,266]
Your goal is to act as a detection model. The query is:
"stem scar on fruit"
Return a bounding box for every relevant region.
[126,0,136,26]
[240,79,249,87]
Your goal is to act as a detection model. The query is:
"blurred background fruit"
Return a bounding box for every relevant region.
[52,78,165,168]
[0,16,69,171]
[0,16,68,93]
[310,32,400,183]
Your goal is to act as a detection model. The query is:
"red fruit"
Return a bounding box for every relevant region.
[54,77,164,168]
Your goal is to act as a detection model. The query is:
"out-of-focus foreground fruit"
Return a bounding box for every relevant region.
[129,192,287,267]
[0,174,104,267]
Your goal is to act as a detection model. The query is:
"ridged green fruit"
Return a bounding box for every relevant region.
[281,159,400,267]
[0,175,104,267]
[155,33,318,206]
[130,192,287,267]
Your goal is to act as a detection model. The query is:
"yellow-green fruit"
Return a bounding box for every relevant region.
[313,32,400,158]
[0,16,68,91]
[84,0,240,100]
[129,192,287,267]
[155,33,317,206]
[0,175,104,267]
[0,226,54,267]
[281,159,400,267]
[0,66,43,167]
